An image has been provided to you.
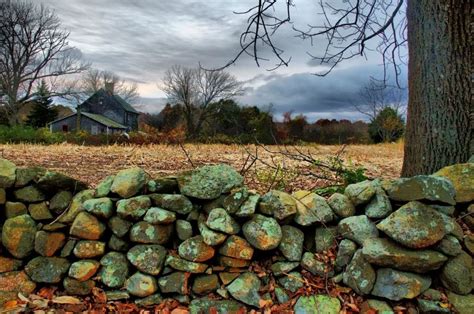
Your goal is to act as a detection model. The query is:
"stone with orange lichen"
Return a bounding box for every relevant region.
[68,260,100,281]
[218,256,251,268]
[178,236,215,262]
[70,211,105,240]
[34,230,66,257]
[242,214,282,250]
[0,271,36,305]
[219,235,254,260]
[2,214,37,258]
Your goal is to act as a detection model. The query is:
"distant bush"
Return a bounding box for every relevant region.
[0,126,65,144]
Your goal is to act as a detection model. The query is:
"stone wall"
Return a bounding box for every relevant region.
[0,158,473,313]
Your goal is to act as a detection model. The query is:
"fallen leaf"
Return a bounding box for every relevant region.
[52,296,82,305]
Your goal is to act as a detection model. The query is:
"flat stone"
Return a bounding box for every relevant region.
[129,221,173,244]
[28,202,53,220]
[83,197,114,219]
[73,241,106,258]
[327,193,355,218]
[219,256,250,268]
[292,190,333,224]
[440,252,473,295]
[338,215,378,245]
[35,170,87,192]
[279,225,304,261]
[447,292,474,314]
[125,272,158,297]
[0,158,17,188]
[110,167,147,198]
[49,191,73,215]
[243,214,282,250]
[60,239,76,257]
[206,208,240,234]
[377,201,445,249]
[144,207,176,224]
[99,252,130,288]
[166,255,208,273]
[149,194,193,215]
[278,271,304,293]
[2,214,37,258]
[335,239,357,270]
[158,271,188,294]
[108,216,133,238]
[365,188,392,219]
[271,262,299,276]
[192,274,219,295]
[68,260,100,281]
[5,201,27,218]
[384,175,456,205]
[294,295,341,314]
[434,163,474,203]
[0,271,36,304]
[178,236,215,262]
[362,238,448,273]
[301,252,332,277]
[127,244,167,275]
[219,235,254,260]
[343,250,376,295]
[14,185,46,202]
[223,187,249,214]
[134,293,163,306]
[70,211,106,240]
[345,180,377,206]
[189,298,246,314]
[176,220,193,241]
[0,257,22,273]
[58,189,95,224]
[198,214,227,246]
[63,277,95,295]
[95,175,114,197]
[25,257,70,283]
[106,290,131,301]
[227,272,261,307]
[259,190,297,220]
[371,268,431,301]
[177,164,244,200]
[235,193,259,217]
[117,196,151,220]
[34,230,66,257]
[314,226,338,252]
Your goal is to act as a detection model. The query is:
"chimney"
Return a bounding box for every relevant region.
[105,82,115,94]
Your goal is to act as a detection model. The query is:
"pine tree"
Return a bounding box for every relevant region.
[26,80,58,128]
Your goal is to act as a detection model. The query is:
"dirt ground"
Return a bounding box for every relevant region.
[0,143,403,192]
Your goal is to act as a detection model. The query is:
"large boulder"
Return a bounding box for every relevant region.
[362,238,448,273]
[0,158,17,188]
[2,214,37,258]
[377,201,445,249]
[434,163,474,203]
[383,175,456,205]
[110,167,147,198]
[177,164,243,200]
[243,214,282,250]
[371,268,431,301]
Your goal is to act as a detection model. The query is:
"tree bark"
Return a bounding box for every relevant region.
[402,0,472,176]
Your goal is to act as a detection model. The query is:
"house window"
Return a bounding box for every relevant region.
[62,125,68,132]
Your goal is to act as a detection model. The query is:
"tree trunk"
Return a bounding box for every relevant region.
[402,0,472,176]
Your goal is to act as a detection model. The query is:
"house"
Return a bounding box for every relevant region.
[49,83,139,134]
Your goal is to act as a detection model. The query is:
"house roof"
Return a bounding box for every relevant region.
[49,112,128,129]
[85,89,138,114]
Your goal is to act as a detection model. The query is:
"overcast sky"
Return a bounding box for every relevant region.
[37,0,407,121]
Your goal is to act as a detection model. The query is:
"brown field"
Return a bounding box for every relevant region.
[0,143,403,192]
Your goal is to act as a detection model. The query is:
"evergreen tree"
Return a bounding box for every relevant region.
[368,107,405,143]
[26,80,58,128]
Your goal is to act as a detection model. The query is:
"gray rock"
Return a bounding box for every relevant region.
[371,268,431,301]
[99,252,129,288]
[127,244,167,275]
[377,201,445,249]
[279,225,304,261]
[335,239,357,270]
[206,208,240,234]
[125,272,158,297]
[293,190,334,224]
[343,250,376,295]
[149,194,193,215]
[110,167,147,198]
[278,271,304,293]
[243,214,282,250]
[301,252,332,277]
[176,220,193,241]
[435,235,463,256]
[143,207,176,224]
[116,196,151,221]
[338,215,379,245]
[178,236,215,262]
[365,188,392,219]
[227,272,261,307]
[314,226,338,252]
[345,180,376,206]
[327,193,355,218]
[440,252,473,295]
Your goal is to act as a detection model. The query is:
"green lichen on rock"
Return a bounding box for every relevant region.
[0,271,36,306]
[259,190,297,220]
[125,272,158,297]
[2,214,37,258]
[235,193,259,217]
[95,175,115,197]
[301,252,332,277]
[70,211,106,240]
[177,164,244,200]
[377,201,445,249]
[371,268,431,301]
[178,236,215,262]
[447,292,474,314]
[335,239,357,270]
[314,226,338,252]
[117,195,151,220]
[279,225,304,261]
[49,190,73,215]
[243,214,282,250]
[435,235,463,256]
[440,252,473,295]
[343,250,376,295]
[176,219,193,241]
[110,167,147,198]
[73,240,106,258]
[35,170,87,192]
[271,262,299,276]
[68,260,100,281]
[227,272,261,308]
[28,202,53,220]
[189,298,246,314]
[143,207,176,224]
[25,257,70,283]
[198,214,227,246]
[384,175,456,205]
[0,257,22,273]
[344,180,377,206]
[149,193,193,215]
[165,255,208,273]
[158,271,187,294]
[219,235,254,260]
[434,163,474,203]
[327,192,355,218]
[0,158,17,188]
[5,201,27,218]
[58,189,95,224]
[14,166,45,188]
[278,271,304,293]
[365,188,392,219]
[206,208,240,234]
[338,215,379,245]
[294,295,341,314]
[83,197,114,219]
[292,190,335,225]
[223,187,249,214]
[129,221,173,244]
[127,244,167,275]
[362,238,448,273]
[14,185,46,202]
[99,252,130,288]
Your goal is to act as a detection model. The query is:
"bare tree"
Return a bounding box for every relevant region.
[78,68,140,103]
[0,1,89,125]
[162,65,243,138]
[229,0,472,176]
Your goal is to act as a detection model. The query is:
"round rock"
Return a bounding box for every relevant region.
[243,214,282,250]
[2,214,37,258]
[127,244,167,275]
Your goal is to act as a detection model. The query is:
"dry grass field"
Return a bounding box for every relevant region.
[0,142,403,192]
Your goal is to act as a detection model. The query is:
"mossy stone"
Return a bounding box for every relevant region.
[158,272,189,294]
[143,207,176,224]
[135,293,164,307]
[129,221,173,245]
[365,188,392,219]
[14,166,46,187]
[165,255,208,273]
[192,274,219,295]
[70,211,106,240]
[271,262,299,276]
[440,252,473,295]
[108,234,130,252]
[198,214,227,246]
[25,257,70,283]
[279,225,304,261]
[2,214,37,258]
[176,220,193,241]
[5,201,27,218]
[95,175,114,197]
[178,236,215,262]
[223,187,249,214]
[49,191,73,215]
[73,240,106,258]
[345,180,377,206]
[99,252,130,288]
[260,190,297,220]
[227,272,261,307]
[235,193,259,217]
[58,189,95,224]
[127,244,167,275]
[360,300,394,314]
[335,239,357,270]
[206,208,240,234]
[34,230,66,257]
[14,185,45,202]
[83,197,114,219]
[434,163,474,203]
[28,202,53,220]
[294,295,341,314]
[68,260,100,281]
[0,271,36,304]
[343,250,376,295]
[293,190,334,224]
[301,252,333,277]
[117,196,151,220]
[243,214,282,250]
[314,226,338,252]
[327,193,355,218]
[219,235,254,260]
[435,235,463,256]
[149,193,193,215]
[0,188,5,204]
[110,167,147,198]
[189,298,246,314]
[0,158,16,188]
[447,292,474,314]
[108,216,132,238]
[0,257,22,273]
[147,176,178,193]
[35,170,87,192]
[338,215,379,245]
[278,271,304,293]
